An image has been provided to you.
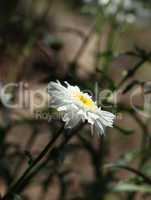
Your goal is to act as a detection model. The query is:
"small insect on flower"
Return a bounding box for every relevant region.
[48,81,115,136]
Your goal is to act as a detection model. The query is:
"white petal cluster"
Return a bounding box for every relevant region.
[48,81,115,135]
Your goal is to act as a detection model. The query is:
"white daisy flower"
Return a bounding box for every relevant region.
[48,81,115,135]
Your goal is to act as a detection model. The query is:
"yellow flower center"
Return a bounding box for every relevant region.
[79,95,93,106]
[73,92,97,110]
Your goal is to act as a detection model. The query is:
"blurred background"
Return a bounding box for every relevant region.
[0,0,151,199]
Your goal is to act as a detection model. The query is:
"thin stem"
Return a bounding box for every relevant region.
[116,165,151,185]
[16,122,85,193]
[71,23,96,63]
[3,123,85,199]
[3,124,64,199]
[117,52,151,89]
[56,26,86,40]
[13,127,37,176]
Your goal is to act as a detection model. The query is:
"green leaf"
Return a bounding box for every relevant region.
[112,183,151,193]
